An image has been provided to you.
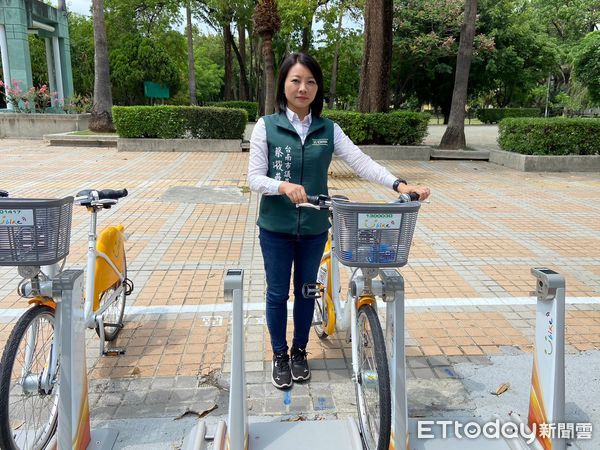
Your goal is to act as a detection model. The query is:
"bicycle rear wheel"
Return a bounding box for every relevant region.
[96,256,127,342]
[0,305,59,450]
[355,304,391,450]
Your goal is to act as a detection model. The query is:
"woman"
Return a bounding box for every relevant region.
[248,53,430,389]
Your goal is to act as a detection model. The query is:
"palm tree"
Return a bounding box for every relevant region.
[90,0,114,131]
[439,0,478,149]
[253,0,281,115]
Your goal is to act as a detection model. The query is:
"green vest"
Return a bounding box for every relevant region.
[257,112,334,235]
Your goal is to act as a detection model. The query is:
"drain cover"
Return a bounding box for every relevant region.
[161,186,247,204]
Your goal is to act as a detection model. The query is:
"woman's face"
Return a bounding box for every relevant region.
[284,63,318,117]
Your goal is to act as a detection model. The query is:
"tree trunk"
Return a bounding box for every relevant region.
[328,6,344,110]
[261,34,275,114]
[223,23,234,100]
[231,27,250,102]
[237,22,249,101]
[301,25,311,53]
[90,0,114,132]
[186,4,197,106]
[439,0,478,150]
[358,0,393,112]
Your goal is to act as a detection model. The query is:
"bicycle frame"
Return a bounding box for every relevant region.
[83,208,126,330]
[24,206,127,376]
[321,228,388,328]
[319,229,380,383]
[316,214,410,450]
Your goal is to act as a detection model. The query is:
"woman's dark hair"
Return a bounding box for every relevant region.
[275,53,324,117]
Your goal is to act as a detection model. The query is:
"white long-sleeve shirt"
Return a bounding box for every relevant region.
[248,109,398,195]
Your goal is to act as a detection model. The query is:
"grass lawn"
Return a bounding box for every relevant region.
[428,117,484,125]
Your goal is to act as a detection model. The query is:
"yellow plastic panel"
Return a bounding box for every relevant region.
[94,224,126,310]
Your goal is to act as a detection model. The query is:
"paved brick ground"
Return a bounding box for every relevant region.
[0,139,599,430]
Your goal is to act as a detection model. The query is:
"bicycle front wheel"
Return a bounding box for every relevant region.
[96,255,127,342]
[0,305,59,450]
[355,304,391,450]
[313,294,329,339]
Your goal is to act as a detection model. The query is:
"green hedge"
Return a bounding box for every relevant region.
[207,101,258,121]
[112,106,247,139]
[321,110,430,145]
[476,108,540,124]
[498,118,600,155]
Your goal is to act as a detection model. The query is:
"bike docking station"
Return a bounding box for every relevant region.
[404,267,567,450]
[183,265,421,450]
[183,268,364,450]
[46,268,119,450]
[184,266,568,450]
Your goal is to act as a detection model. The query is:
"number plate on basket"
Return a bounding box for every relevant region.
[358,213,401,230]
[0,209,34,226]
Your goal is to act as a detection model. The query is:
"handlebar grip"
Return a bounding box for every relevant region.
[97,189,128,200]
[306,195,320,205]
[397,192,420,203]
[0,190,8,198]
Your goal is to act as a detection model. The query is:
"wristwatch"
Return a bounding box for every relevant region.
[392,178,407,192]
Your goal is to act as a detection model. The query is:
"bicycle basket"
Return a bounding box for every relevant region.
[0,197,73,266]
[332,198,420,268]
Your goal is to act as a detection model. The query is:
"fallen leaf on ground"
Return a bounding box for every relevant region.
[492,382,510,396]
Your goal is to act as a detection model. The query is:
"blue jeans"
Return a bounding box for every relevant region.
[259,227,328,354]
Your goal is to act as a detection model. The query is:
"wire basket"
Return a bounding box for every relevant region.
[332,198,420,268]
[0,197,74,266]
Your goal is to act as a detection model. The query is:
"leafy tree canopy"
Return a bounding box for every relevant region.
[573,31,600,105]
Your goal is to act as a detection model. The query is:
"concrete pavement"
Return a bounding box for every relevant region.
[0,135,599,449]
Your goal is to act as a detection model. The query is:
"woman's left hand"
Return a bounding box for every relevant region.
[397,183,431,201]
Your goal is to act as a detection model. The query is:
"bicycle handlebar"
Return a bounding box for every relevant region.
[75,188,128,207]
[303,192,420,208]
[0,190,8,198]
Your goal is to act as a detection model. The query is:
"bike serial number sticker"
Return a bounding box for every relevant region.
[0,209,34,226]
[358,213,402,229]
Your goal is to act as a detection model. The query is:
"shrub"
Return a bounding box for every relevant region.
[208,101,258,121]
[476,108,541,124]
[112,106,247,139]
[498,118,600,155]
[321,110,430,145]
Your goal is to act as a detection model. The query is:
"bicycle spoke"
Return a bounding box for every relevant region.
[4,309,59,450]
[355,304,391,450]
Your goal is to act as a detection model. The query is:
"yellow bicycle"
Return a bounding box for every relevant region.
[0,188,133,450]
[299,192,420,450]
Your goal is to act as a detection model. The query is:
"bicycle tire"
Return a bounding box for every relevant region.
[95,253,127,342]
[313,294,329,339]
[0,305,59,450]
[355,304,391,450]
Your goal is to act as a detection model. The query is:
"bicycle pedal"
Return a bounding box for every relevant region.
[302,283,322,299]
[103,348,126,357]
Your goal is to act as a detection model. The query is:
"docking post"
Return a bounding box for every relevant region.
[529,268,565,450]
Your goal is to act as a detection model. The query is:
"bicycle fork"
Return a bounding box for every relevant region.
[20,314,60,396]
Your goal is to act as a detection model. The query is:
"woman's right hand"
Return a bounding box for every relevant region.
[278,182,308,204]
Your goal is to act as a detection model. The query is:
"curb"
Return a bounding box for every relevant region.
[489,148,600,172]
